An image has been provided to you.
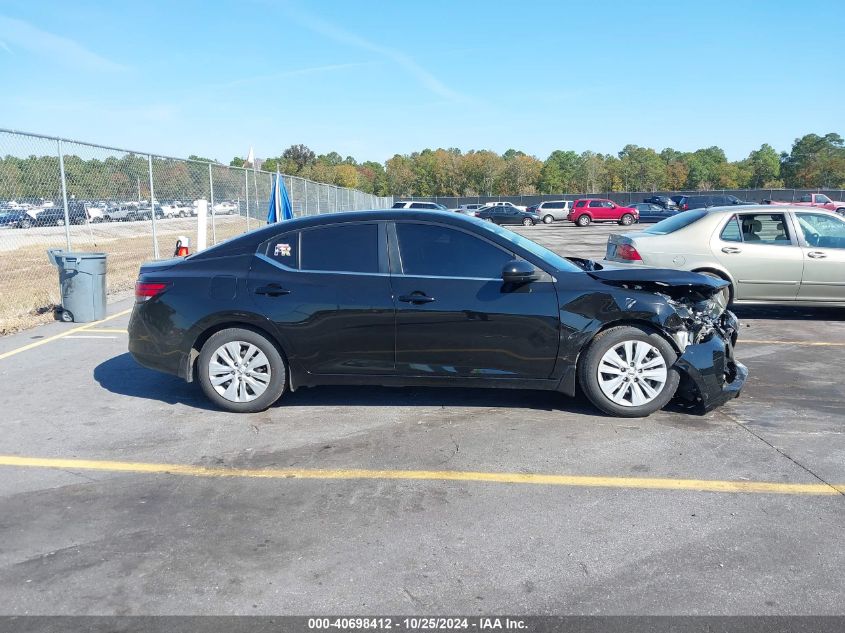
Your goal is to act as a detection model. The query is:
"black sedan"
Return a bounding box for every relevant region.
[35,205,88,226]
[0,209,34,229]
[129,210,746,417]
[628,203,680,223]
[475,205,541,226]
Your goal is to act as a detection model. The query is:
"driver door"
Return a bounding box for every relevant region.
[390,221,560,379]
[793,211,845,301]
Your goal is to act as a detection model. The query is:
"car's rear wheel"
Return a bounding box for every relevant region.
[619,213,634,226]
[19,219,32,229]
[522,217,534,226]
[198,328,286,413]
[579,325,680,418]
[55,218,65,226]
[543,214,554,224]
[576,215,591,227]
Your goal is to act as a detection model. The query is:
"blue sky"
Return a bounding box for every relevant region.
[1,0,843,162]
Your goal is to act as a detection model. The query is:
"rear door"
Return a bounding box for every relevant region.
[792,212,845,301]
[588,200,607,220]
[249,222,395,375]
[711,212,803,301]
[390,221,560,379]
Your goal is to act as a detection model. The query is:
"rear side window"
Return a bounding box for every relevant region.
[644,209,708,235]
[410,202,431,209]
[720,215,743,242]
[265,231,300,268]
[396,223,514,279]
[575,200,587,208]
[391,202,406,209]
[300,223,380,273]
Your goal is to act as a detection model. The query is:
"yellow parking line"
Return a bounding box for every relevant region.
[742,339,845,347]
[0,309,133,361]
[83,328,128,333]
[0,455,841,496]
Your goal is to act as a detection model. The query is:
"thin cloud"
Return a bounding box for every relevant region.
[0,15,124,71]
[283,5,467,103]
[214,62,377,89]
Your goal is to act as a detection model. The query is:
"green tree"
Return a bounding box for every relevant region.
[540,150,580,193]
[746,144,781,188]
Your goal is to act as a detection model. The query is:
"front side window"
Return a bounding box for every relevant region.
[796,213,845,248]
[300,223,379,273]
[815,195,832,204]
[737,213,791,245]
[396,223,514,279]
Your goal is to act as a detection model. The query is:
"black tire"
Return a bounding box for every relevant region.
[578,325,680,418]
[619,213,634,226]
[60,310,73,323]
[197,327,286,413]
[522,217,534,226]
[576,214,591,227]
[55,218,65,226]
[19,220,32,229]
[543,214,554,224]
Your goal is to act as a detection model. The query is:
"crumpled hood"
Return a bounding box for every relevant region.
[587,267,728,301]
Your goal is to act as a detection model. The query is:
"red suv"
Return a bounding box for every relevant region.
[567,199,638,227]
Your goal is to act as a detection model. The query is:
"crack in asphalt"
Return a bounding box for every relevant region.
[719,409,844,497]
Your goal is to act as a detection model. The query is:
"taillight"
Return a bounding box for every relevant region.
[135,281,169,302]
[682,203,688,210]
[616,244,642,261]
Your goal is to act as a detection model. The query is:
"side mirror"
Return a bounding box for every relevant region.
[502,260,538,284]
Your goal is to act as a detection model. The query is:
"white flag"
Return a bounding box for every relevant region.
[244,147,255,167]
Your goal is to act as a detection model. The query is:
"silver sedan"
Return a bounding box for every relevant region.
[604,205,845,305]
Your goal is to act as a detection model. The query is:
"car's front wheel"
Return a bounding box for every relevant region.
[198,328,287,413]
[543,214,554,224]
[619,213,634,226]
[522,217,534,226]
[578,325,680,418]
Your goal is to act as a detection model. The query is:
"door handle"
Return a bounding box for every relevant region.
[255,284,291,297]
[398,292,436,304]
[807,251,827,259]
[721,247,742,254]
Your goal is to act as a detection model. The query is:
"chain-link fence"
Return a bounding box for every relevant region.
[0,129,392,333]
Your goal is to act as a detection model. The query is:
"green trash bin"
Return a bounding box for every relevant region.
[47,249,108,323]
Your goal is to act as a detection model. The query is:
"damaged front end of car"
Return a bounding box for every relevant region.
[587,268,748,412]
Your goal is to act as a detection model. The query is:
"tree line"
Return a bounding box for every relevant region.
[231,132,845,197]
[2,132,843,203]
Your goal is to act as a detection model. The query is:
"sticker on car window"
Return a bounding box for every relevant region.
[274,243,292,257]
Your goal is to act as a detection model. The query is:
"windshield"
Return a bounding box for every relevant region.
[465,215,581,272]
[643,209,708,235]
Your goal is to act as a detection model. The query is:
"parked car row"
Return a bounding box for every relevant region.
[0,198,246,229]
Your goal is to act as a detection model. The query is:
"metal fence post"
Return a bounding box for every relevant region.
[316,181,321,215]
[208,164,217,245]
[56,139,71,251]
[244,169,250,231]
[148,154,160,259]
[304,179,309,215]
[252,166,259,226]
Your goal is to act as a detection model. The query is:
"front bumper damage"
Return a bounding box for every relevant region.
[673,310,747,412]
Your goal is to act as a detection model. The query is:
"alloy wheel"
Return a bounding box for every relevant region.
[208,341,272,403]
[597,340,668,407]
